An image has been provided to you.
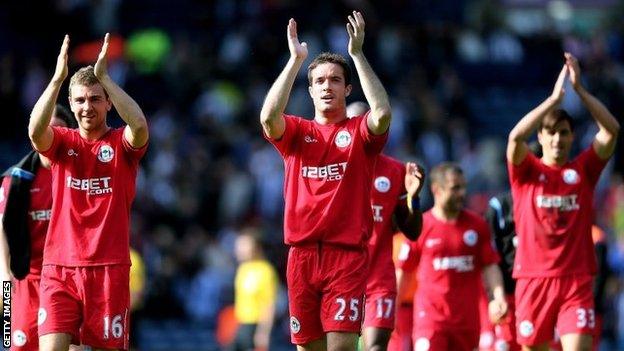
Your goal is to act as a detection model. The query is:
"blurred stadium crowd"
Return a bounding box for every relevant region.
[2,0,624,349]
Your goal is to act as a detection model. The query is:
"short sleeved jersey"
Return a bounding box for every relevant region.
[399,210,499,331]
[265,113,387,247]
[508,147,606,278]
[367,154,406,294]
[39,127,147,266]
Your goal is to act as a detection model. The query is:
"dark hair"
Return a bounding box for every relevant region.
[430,162,463,187]
[539,109,574,132]
[54,104,77,129]
[307,52,352,86]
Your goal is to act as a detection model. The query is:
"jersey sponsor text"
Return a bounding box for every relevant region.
[66,176,113,195]
[432,255,474,272]
[301,162,347,181]
[535,194,579,211]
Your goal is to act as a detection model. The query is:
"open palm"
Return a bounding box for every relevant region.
[287,19,307,60]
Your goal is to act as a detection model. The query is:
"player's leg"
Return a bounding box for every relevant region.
[39,333,73,351]
[320,247,368,351]
[362,291,395,351]
[515,278,559,349]
[38,266,82,351]
[288,247,325,347]
[556,275,595,351]
[362,327,391,351]
[559,334,592,351]
[520,344,549,351]
[79,266,130,351]
[326,331,359,351]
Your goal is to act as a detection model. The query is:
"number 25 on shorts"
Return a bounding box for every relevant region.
[334,298,360,321]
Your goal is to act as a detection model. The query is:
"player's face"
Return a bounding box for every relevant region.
[69,83,111,133]
[538,121,573,164]
[308,63,352,113]
[435,171,466,213]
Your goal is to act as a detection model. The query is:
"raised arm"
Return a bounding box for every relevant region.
[260,19,308,139]
[395,162,424,240]
[483,264,508,324]
[507,64,567,165]
[29,35,69,152]
[346,11,391,135]
[566,53,620,159]
[94,33,148,148]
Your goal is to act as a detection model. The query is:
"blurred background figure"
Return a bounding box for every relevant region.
[229,227,279,351]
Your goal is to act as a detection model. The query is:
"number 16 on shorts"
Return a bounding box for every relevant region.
[103,314,124,339]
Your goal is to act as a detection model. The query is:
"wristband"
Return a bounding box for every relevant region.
[407,194,420,213]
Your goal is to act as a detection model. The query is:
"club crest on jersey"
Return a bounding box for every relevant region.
[290,316,301,334]
[38,308,47,326]
[97,145,114,163]
[562,169,580,184]
[12,330,27,346]
[519,320,534,337]
[335,130,351,148]
[415,337,431,351]
[463,230,478,246]
[374,176,391,193]
[494,339,510,351]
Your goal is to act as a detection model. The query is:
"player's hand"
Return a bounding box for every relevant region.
[565,52,583,91]
[94,33,111,80]
[405,162,425,198]
[488,298,508,324]
[287,19,308,61]
[346,11,365,56]
[550,63,567,104]
[52,35,69,84]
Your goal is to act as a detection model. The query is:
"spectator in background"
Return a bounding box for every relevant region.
[229,228,279,351]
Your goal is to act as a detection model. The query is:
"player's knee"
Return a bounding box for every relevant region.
[365,345,385,351]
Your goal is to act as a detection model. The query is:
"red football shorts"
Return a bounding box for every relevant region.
[286,244,368,345]
[388,303,413,351]
[413,328,479,351]
[364,290,396,330]
[10,277,40,351]
[515,275,594,347]
[479,294,520,351]
[38,265,130,350]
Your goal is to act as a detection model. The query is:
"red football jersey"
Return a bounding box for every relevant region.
[367,154,406,294]
[0,166,52,276]
[40,127,146,266]
[266,113,387,247]
[508,147,606,278]
[399,210,499,331]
